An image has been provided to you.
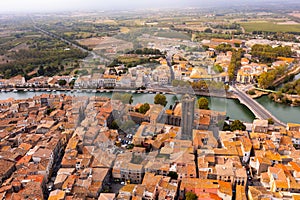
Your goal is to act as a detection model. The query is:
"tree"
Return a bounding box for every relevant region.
[127,94,134,105]
[215,43,233,52]
[37,65,45,76]
[69,79,75,89]
[268,118,274,125]
[204,28,213,33]
[58,79,67,87]
[247,89,256,95]
[222,122,231,131]
[167,171,178,180]
[230,120,246,131]
[234,43,240,48]
[276,91,284,99]
[198,97,209,110]
[154,94,167,107]
[46,107,56,115]
[213,64,224,73]
[185,191,198,200]
[139,103,150,114]
[110,120,119,130]
[202,45,209,51]
[258,71,276,89]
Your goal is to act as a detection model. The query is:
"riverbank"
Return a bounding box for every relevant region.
[1,89,299,124]
[268,92,300,107]
[0,90,256,123]
[246,88,300,107]
[247,89,269,99]
[2,87,238,100]
[194,91,237,99]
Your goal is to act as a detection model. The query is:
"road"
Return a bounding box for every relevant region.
[166,52,175,82]
[233,86,286,127]
[29,15,109,62]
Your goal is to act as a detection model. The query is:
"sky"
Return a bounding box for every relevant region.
[0,0,296,13]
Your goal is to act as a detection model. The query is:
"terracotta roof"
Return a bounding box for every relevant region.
[218,180,232,196]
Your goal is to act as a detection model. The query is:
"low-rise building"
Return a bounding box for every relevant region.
[237,63,268,84]
[9,75,26,87]
[288,123,300,132]
[113,153,144,184]
[179,178,232,200]
[0,159,16,185]
[252,119,269,133]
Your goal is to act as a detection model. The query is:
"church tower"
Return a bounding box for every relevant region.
[181,94,195,140]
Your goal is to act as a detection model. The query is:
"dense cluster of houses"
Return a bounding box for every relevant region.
[0,36,299,199]
[0,93,299,199]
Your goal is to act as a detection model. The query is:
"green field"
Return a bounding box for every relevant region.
[240,22,300,33]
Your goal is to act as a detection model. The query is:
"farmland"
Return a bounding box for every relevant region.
[155,31,191,40]
[240,22,300,33]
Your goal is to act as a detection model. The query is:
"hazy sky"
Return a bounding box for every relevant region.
[0,0,293,13]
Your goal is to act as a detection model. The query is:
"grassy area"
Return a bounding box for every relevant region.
[240,22,300,33]
[120,27,130,33]
[64,31,97,39]
[155,31,191,40]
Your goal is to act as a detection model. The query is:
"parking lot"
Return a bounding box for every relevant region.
[117,131,134,149]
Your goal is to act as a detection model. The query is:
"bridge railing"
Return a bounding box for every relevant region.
[234,87,286,127]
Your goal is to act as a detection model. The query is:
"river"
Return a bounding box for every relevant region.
[256,95,300,124]
[0,91,299,124]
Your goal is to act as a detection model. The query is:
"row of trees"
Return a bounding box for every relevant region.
[228,49,244,82]
[127,48,163,55]
[279,78,300,95]
[215,43,234,52]
[108,57,159,68]
[112,94,209,112]
[155,94,210,110]
[210,22,241,30]
[111,93,168,108]
[37,65,66,77]
[252,32,299,42]
[251,44,292,63]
